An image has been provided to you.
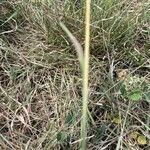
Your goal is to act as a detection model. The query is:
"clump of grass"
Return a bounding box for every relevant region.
[0,0,150,150]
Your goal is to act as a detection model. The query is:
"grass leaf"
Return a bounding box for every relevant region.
[128,90,143,101]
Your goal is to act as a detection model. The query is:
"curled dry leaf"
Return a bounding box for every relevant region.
[137,135,147,145]
[116,69,129,81]
[129,131,139,139]
[112,116,121,124]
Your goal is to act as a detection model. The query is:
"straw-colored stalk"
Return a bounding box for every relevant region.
[80,0,91,149]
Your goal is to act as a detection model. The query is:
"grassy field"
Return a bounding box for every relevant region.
[0,0,150,149]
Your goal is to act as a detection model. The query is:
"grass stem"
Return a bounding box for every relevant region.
[80,0,91,149]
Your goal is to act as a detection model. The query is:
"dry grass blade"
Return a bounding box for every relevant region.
[59,21,84,70]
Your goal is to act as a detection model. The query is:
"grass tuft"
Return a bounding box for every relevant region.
[0,0,150,149]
